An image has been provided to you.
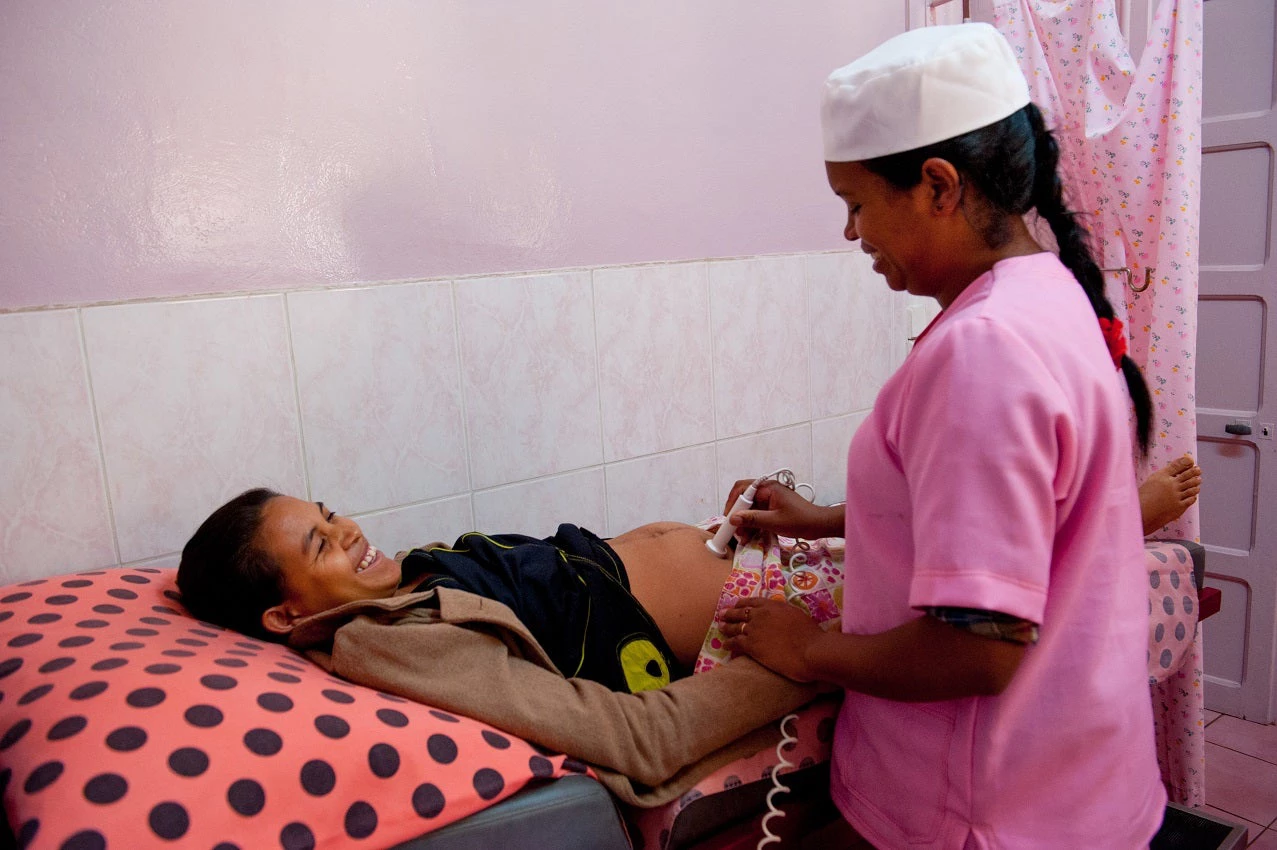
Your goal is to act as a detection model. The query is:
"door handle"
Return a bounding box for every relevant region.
[1225,421,1253,436]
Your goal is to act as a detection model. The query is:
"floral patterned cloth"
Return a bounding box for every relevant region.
[994,0,1205,806]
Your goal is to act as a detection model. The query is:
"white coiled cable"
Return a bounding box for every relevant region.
[756,712,800,848]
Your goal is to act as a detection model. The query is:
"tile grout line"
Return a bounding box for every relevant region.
[76,308,124,567]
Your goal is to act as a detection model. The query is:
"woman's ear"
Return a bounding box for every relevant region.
[261,604,298,635]
[919,157,964,214]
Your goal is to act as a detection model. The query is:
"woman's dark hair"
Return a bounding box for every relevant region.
[177,488,284,640]
[862,102,1153,454]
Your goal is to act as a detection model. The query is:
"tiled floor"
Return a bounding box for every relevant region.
[1203,710,1277,847]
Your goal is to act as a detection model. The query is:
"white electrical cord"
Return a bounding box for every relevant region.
[756,712,800,848]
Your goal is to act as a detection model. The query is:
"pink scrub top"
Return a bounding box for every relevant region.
[832,253,1166,849]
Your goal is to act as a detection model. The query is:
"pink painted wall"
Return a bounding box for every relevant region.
[0,2,903,311]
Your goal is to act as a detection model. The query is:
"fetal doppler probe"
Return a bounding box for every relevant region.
[706,468,811,557]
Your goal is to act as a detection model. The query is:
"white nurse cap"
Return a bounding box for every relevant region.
[821,22,1031,163]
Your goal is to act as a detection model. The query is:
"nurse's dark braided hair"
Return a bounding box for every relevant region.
[862,102,1152,454]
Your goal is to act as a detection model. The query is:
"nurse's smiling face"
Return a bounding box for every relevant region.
[826,159,944,301]
[257,496,402,635]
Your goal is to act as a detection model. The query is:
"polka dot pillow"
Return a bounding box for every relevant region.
[0,568,583,850]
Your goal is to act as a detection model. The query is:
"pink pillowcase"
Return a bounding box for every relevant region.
[0,568,581,849]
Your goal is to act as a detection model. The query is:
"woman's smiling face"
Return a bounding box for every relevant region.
[256,495,401,634]
[825,160,939,299]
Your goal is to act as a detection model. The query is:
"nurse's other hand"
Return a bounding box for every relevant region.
[721,597,823,682]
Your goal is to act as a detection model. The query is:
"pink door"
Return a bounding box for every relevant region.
[1196,0,1277,722]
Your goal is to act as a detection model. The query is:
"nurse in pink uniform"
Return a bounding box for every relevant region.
[720,23,1166,850]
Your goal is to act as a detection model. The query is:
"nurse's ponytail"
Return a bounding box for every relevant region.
[863,104,1153,455]
[1022,104,1152,454]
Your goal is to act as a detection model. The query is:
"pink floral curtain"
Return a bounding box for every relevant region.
[993,0,1205,806]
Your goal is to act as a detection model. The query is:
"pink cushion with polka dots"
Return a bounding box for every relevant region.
[0,568,583,850]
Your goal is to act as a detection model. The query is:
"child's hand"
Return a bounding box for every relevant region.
[721,597,825,682]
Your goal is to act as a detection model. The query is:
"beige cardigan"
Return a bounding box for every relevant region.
[288,586,826,807]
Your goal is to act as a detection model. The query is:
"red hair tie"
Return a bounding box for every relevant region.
[1097,317,1127,369]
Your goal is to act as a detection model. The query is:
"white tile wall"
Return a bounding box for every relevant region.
[473,468,607,539]
[593,262,714,462]
[709,256,811,439]
[0,250,902,580]
[454,271,604,489]
[82,296,307,563]
[604,444,718,532]
[0,311,115,581]
[288,282,469,514]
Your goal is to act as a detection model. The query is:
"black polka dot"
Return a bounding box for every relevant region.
[148,802,189,840]
[473,768,504,801]
[185,704,223,728]
[201,674,237,690]
[0,658,22,679]
[1,719,32,750]
[27,613,59,625]
[268,672,300,684]
[140,617,170,626]
[39,657,75,674]
[300,759,336,796]
[121,575,152,585]
[189,628,219,637]
[368,743,400,778]
[19,684,53,706]
[144,663,181,675]
[74,620,108,630]
[482,730,511,750]
[411,784,447,824]
[227,778,266,816]
[375,708,408,728]
[277,662,305,672]
[83,773,127,804]
[24,761,64,793]
[0,767,9,795]
[106,589,137,600]
[161,649,194,658]
[212,844,240,850]
[61,634,96,645]
[235,640,263,650]
[176,638,208,647]
[280,822,315,850]
[126,687,166,708]
[69,681,107,700]
[20,577,50,584]
[48,716,87,741]
[345,801,378,839]
[428,709,459,723]
[257,692,293,712]
[0,611,9,624]
[62,579,93,588]
[321,688,355,704]
[244,728,282,756]
[214,657,248,668]
[92,604,124,615]
[59,829,106,850]
[1,593,32,603]
[314,715,349,739]
[1154,623,1166,643]
[46,595,78,606]
[1176,622,1187,641]
[8,634,41,648]
[375,692,408,703]
[15,819,37,848]
[91,658,127,672]
[168,747,209,777]
[529,756,554,778]
[426,734,457,764]
[108,641,144,651]
[105,726,147,752]
[152,605,180,615]
[225,649,255,657]
[125,628,158,637]
[562,757,589,774]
